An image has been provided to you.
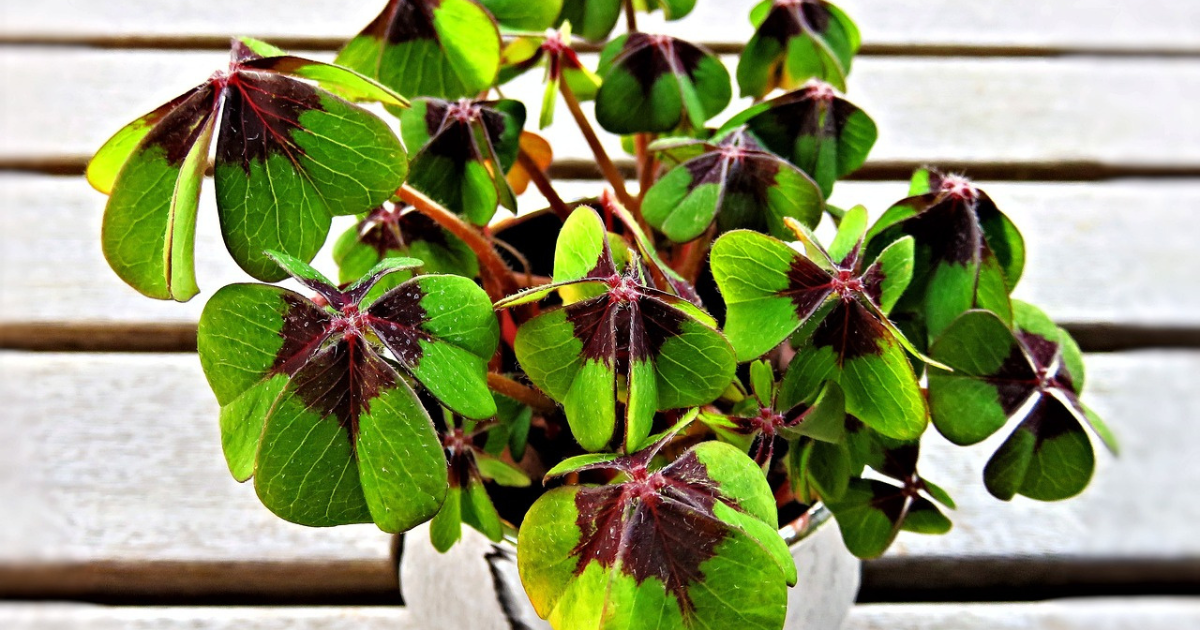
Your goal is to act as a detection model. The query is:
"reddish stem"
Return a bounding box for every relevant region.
[518,149,572,221]
[398,185,517,301]
[488,373,557,414]
[558,80,638,211]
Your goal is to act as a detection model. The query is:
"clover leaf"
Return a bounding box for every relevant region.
[332,203,479,289]
[499,25,601,128]
[720,80,876,197]
[738,0,860,98]
[430,413,531,552]
[518,438,796,629]
[928,302,1117,502]
[400,98,526,226]
[497,208,736,452]
[866,168,1027,341]
[825,436,955,558]
[642,127,825,242]
[196,254,499,532]
[595,33,732,134]
[478,0,563,30]
[336,0,501,99]
[712,207,933,440]
[90,38,408,300]
[701,360,845,468]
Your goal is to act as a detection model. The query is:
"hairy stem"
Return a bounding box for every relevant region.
[518,149,572,221]
[398,185,517,300]
[675,224,716,284]
[488,373,557,414]
[635,133,658,202]
[559,81,638,211]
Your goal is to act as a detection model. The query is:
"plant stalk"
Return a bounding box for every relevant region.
[558,81,638,211]
[624,0,638,32]
[398,185,517,301]
[518,149,572,221]
[488,373,557,414]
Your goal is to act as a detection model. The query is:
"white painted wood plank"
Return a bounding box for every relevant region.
[3,0,1197,53]
[4,599,1200,630]
[0,352,396,595]
[3,175,1195,332]
[0,350,1193,592]
[3,49,1199,170]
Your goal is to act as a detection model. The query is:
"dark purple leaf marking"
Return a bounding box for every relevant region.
[758,0,832,43]
[361,0,439,44]
[287,333,399,437]
[611,33,711,92]
[217,70,322,175]
[262,269,438,443]
[141,82,221,165]
[745,82,859,159]
[366,282,433,367]
[356,204,453,257]
[571,449,729,614]
[783,256,835,319]
[810,298,888,362]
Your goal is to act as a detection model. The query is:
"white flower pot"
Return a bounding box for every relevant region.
[398,506,860,629]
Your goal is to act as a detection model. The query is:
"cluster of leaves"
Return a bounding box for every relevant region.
[91,1,1115,629]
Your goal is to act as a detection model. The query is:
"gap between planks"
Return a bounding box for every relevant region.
[5,322,1198,354]
[8,35,1200,60]
[8,156,1200,183]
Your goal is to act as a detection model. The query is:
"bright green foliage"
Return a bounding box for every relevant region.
[93,39,407,299]
[479,0,563,30]
[642,128,825,242]
[196,257,499,532]
[738,0,860,98]
[400,98,526,225]
[498,209,736,453]
[518,440,795,629]
[336,0,501,99]
[721,82,876,197]
[712,213,930,441]
[927,304,1116,502]
[499,25,602,129]
[595,33,731,134]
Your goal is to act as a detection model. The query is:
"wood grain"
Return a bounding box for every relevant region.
[5,599,1200,630]
[3,0,1198,54]
[0,350,1194,598]
[3,49,1199,175]
[3,175,1196,349]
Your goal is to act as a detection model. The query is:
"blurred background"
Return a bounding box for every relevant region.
[1,0,1198,628]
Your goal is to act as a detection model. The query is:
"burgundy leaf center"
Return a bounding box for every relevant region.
[571,452,729,615]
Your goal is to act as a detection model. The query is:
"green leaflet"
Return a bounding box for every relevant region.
[401,98,526,226]
[336,0,501,99]
[518,441,793,629]
[501,209,735,452]
[101,83,218,301]
[720,82,876,197]
[866,169,1026,341]
[93,40,408,299]
[479,0,563,30]
[197,261,499,533]
[595,33,731,134]
[712,227,931,441]
[738,0,861,98]
[642,128,824,242]
[927,304,1114,502]
[215,81,407,281]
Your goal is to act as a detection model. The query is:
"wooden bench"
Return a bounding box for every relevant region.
[2,0,1198,626]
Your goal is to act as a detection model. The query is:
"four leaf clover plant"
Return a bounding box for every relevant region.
[90,1,1116,628]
